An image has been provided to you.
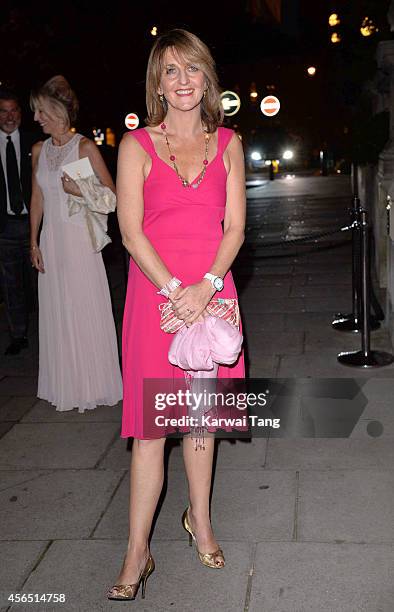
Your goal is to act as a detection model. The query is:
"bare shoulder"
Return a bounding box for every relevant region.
[32,140,44,154]
[79,137,108,168]
[227,131,244,156]
[31,140,44,163]
[223,130,244,175]
[79,136,97,154]
[119,131,149,162]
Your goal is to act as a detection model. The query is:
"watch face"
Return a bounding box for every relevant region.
[214,277,224,291]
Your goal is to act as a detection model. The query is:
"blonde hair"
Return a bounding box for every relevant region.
[30,75,79,128]
[145,29,223,133]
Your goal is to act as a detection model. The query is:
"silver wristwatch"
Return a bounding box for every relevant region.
[203,273,224,291]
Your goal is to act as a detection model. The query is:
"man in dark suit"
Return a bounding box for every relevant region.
[0,89,37,355]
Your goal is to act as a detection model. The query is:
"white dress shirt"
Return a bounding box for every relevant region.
[0,128,28,215]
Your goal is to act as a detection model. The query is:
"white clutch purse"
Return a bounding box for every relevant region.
[62,157,94,179]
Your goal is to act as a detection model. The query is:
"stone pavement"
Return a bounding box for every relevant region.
[1,175,394,611]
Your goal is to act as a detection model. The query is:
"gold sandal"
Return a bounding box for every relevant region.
[181,507,225,569]
[107,554,155,600]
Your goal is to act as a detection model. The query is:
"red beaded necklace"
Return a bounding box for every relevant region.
[160,123,210,189]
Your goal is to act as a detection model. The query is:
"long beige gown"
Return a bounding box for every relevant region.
[36,133,123,411]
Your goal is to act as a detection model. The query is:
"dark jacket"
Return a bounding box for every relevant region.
[0,131,40,232]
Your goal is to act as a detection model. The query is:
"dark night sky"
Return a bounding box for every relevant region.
[0,0,391,152]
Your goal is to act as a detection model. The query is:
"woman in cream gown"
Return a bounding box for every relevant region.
[29,75,122,411]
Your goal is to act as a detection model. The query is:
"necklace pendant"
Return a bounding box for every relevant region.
[162,125,209,189]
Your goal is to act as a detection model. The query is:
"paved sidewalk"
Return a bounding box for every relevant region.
[1,175,394,611]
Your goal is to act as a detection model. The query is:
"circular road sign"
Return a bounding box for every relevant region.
[125,113,140,130]
[220,90,241,117]
[260,95,280,117]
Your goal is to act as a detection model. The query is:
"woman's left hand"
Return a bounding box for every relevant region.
[170,280,216,325]
[61,172,82,197]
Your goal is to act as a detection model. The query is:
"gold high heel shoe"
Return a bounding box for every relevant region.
[181,507,225,569]
[106,554,155,601]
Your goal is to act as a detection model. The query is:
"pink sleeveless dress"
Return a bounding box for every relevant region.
[121,127,245,439]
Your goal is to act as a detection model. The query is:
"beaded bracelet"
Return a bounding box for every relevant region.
[157,277,182,298]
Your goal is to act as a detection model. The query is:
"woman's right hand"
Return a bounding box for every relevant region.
[168,285,183,303]
[168,286,207,327]
[30,246,45,273]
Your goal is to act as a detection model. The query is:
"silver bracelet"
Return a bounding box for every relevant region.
[157,277,182,298]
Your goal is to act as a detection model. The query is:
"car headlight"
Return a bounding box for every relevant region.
[251,151,262,161]
[283,150,294,160]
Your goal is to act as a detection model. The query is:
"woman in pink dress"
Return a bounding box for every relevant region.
[108,30,246,600]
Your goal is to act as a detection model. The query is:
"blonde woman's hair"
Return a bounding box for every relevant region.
[30,75,79,128]
[146,29,224,133]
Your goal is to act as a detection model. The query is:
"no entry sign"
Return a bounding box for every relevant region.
[260,96,280,117]
[125,113,139,130]
[220,90,241,117]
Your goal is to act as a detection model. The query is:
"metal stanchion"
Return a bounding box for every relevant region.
[337,210,394,368]
[332,165,380,332]
[351,161,358,198]
[320,149,328,176]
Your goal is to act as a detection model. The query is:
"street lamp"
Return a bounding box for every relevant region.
[307,66,316,76]
[93,128,104,146]
[331,32,341,44]
[150,26,158,36]
[106,128,116,147]
[360,17,378,37]
[328,13,340,27]
[250,82,258,101]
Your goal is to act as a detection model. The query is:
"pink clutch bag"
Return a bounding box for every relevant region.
[159,298,240,333]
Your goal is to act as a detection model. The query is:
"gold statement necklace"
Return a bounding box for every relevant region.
[160,122,210,189]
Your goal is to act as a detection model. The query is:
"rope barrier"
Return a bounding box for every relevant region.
[245,222,354,249]
[337,209,394,368]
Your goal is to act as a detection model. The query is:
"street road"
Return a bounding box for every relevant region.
[236,174,352,271]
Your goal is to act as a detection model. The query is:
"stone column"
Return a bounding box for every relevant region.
[376,38,394,292]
